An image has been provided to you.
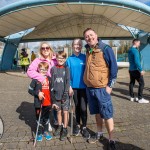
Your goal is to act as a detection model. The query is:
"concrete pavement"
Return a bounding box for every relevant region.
[0,71,149,150]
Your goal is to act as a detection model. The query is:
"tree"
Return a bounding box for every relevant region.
[108,40,114,47]
[117,40,132,61]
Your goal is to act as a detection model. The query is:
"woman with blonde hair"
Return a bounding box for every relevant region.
[27,42,56,82]
[27,42,57,133]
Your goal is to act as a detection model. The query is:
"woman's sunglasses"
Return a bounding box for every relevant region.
[41,47,50,51]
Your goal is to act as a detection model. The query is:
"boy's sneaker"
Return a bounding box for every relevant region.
[107,140,116,150]
[73,125,80,136]
[81,127,90,139]
[54,125,62,137]
[88,133,104,144]
[60,128,68,141]
[36,134,43,142]
[138,98,149,104]
[44,132,52,140]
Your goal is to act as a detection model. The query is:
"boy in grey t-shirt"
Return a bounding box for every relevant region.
[51,51,70,141]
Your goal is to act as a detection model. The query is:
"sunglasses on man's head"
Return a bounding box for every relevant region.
[41,47,50,51]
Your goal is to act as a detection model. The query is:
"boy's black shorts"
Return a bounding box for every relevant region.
[55,99,70,111]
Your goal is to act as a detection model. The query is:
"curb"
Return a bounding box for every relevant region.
[5,72,28,78]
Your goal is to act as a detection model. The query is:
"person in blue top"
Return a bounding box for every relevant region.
[66,39,90,139]
[128,39,149,104]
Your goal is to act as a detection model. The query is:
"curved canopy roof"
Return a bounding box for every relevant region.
[0,0,150,41]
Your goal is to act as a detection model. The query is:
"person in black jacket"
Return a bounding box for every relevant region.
[51,51,70,141]
[28,62,53,142]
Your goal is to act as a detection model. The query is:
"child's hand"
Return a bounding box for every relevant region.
[52,104,59,110]
[38,92,45,100]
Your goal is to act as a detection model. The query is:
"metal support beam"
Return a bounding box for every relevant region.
[0,38,21,70]
[20,36,133,43]
[0,28,32,70]
[124,26,137,39]
[0,37,6,43]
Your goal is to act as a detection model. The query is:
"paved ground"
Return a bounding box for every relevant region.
[0,71,150,150]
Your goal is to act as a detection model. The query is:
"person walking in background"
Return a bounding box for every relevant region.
[51,51,70,141]
[128,39,149,104]
[83,28,118,150]
[27,42,58,129]
[28,62,53,142]
[20,48,30,74]
[66,39,90,139]
[31,51,36,62]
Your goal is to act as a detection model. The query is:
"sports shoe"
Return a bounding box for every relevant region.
[44,132,52,140]
[81,127,90,139]
[60,128,68,141]
[88,133,104,144]
[53,125,62,137]
[138,98,149,104]
[135,97,139,102]
[36,134,43,142]
[73,125,80,136]
[107,140,116,150]
[130,97,139,102]
[130,97,134,102]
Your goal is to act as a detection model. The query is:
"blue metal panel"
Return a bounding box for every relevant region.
[0,38,20,70]
[140,44,150,71]
[0,37,5,42]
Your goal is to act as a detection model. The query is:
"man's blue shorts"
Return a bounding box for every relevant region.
[86,87,113,119]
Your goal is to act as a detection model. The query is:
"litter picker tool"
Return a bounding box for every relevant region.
[33,100,43,147]
[67,95,74,143]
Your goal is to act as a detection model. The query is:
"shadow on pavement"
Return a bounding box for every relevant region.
[100,138,145,150]
[117,81,137,88]
[112,93,129,101]
[117,81,150,92]
[16,101,36,136]
[113,87,150,101]
[16,102,78,135]
[112,88,129,101]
